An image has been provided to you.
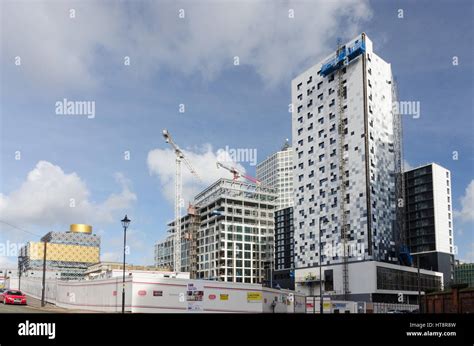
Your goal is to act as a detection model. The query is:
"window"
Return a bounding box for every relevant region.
[317,81,323,90]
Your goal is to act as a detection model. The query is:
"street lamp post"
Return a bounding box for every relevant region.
[121,215,131,314]
[319,217,329,314]
[41,239,48,307]
[270,242,274,289]
[18,255,22,291]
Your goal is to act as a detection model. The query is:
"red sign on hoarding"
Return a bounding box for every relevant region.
[138,290,147,296]
[209,294,216,300]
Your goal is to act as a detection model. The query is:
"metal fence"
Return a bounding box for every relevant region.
[371,302,419,313]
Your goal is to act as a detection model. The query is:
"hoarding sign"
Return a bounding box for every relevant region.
[220,294,229,301]
[208,294,216,300]
[186,282,204,311]
[186,282,204,301]
[187,283,199,292]
[187,290,203,301]
[153,290,163,297]
[247,292,262,302]
[138,290,147,296]
[187,302,204,311]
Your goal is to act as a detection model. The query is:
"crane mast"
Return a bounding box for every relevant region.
[163,129,201,272]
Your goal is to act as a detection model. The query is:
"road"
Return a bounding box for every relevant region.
[0,295,73,313]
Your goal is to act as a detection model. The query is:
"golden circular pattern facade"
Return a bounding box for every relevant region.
[70,224,92,234]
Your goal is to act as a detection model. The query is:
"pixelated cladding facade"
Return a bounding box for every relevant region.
[27,242,99,263]
[292,33,397,269]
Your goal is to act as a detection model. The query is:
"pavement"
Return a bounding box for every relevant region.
[0,295,93,313]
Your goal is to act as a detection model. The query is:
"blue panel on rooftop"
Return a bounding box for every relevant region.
[319,39,366,77]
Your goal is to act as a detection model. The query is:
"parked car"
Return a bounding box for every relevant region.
[1,290,27,305]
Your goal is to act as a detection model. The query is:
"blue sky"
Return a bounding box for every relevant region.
[0,0,472,266]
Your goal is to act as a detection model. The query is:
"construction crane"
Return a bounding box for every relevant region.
[216,161,261,186]
[162,129,201,272]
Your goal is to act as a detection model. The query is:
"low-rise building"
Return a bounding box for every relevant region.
[295,260,443,305]
[84,261,175,280]
[454,262,474,287]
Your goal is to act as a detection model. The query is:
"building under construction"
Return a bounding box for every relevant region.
[156,178,277,284]
[155,204,201,277]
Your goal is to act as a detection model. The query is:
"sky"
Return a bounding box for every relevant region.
[0,0,472,267]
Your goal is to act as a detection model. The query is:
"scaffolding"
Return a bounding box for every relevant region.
[336,39,350,301]
[185,204,201,278]
[392,78,412,266]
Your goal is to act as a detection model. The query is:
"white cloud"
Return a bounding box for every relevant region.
[458,242,474,264]
[147,144,246,207]
[403,159,414,171]
[2,1,372,90]
[102,228,153,265]
[0,256,16,269]
[0,161,137,232]
[455,180,474,222]
[101,251,121,263]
